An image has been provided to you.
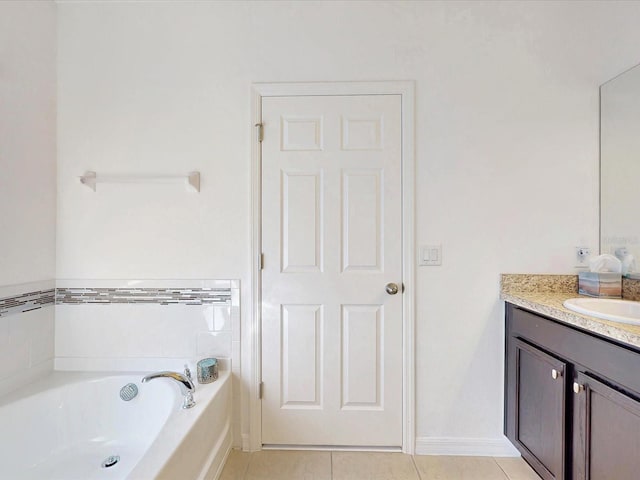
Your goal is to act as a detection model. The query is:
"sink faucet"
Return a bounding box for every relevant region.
[142,368,196,409]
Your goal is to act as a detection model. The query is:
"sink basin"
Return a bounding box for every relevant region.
[563,298,640,325]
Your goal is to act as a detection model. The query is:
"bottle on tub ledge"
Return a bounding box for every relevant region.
[196,358,219,384]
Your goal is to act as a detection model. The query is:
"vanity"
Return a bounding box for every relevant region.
[500,55,640,480]
[502,275,640,480]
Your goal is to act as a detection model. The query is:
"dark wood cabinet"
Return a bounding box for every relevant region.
[572,372,640,480]
[513,339,566,480]
[505,303,640,480]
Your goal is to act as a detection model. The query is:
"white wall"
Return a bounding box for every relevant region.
[55,0,640,451]
[0,0,57,395]
[0,1,57,286]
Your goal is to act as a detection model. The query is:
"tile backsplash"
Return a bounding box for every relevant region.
[0,289,55,318]
[1,279,238,375]
[54,279,239,373]
[0,280,56,397]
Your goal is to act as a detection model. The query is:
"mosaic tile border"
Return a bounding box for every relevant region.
[0,285,232,318]
[56,287,231,305]
[0,289,55,318]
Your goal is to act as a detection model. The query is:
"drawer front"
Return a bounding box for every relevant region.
[508,304,640,397]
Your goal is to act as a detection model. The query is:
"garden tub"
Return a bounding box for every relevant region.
[0,369,231,480]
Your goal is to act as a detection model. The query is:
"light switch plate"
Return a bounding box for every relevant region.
[419,245,442,266]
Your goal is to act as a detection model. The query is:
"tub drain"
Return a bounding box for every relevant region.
[120,383,138,401]
[101,455,120,468]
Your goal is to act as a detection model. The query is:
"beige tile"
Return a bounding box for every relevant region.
[332,452,419,480]
[244,450,331,480]
[412,455,508,480]
[494,457,541,480]
[219,449,251,480]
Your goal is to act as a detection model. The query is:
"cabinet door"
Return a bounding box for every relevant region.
[572,372,640,480]
[513,338,567,480]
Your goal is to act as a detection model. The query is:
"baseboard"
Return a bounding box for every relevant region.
[414,436,520,457]
[241,433,251,452]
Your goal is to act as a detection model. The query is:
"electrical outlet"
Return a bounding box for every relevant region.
[575,246,591,269]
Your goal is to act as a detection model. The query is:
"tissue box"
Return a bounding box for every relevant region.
[578,272,622,298]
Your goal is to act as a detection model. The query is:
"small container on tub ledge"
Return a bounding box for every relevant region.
[197,358,218,384]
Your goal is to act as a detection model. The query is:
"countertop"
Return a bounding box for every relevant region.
[501,274,640,350]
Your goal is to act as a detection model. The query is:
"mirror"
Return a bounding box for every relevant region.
[600,63,640,277]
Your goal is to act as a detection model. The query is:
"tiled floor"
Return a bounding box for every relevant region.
[219,450,541,480]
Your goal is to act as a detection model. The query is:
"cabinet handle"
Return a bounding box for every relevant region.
[573,382,584,394]
[551,369,562,380]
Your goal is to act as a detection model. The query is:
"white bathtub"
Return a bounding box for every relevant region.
[0,369,232,480]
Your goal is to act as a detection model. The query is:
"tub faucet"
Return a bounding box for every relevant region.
[142,370,196,409]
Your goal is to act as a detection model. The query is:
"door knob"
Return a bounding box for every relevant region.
[573,382,584,394]
[385,283,399,295]
[551,369,561,380]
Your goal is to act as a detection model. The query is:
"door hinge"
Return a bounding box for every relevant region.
[258,381,264,399]
[255,123,264,143]
[260,253,264,270]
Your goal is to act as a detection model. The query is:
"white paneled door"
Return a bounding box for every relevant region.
[261,95,403,447]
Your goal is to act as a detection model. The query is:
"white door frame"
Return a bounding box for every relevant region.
[249,81,415,453]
